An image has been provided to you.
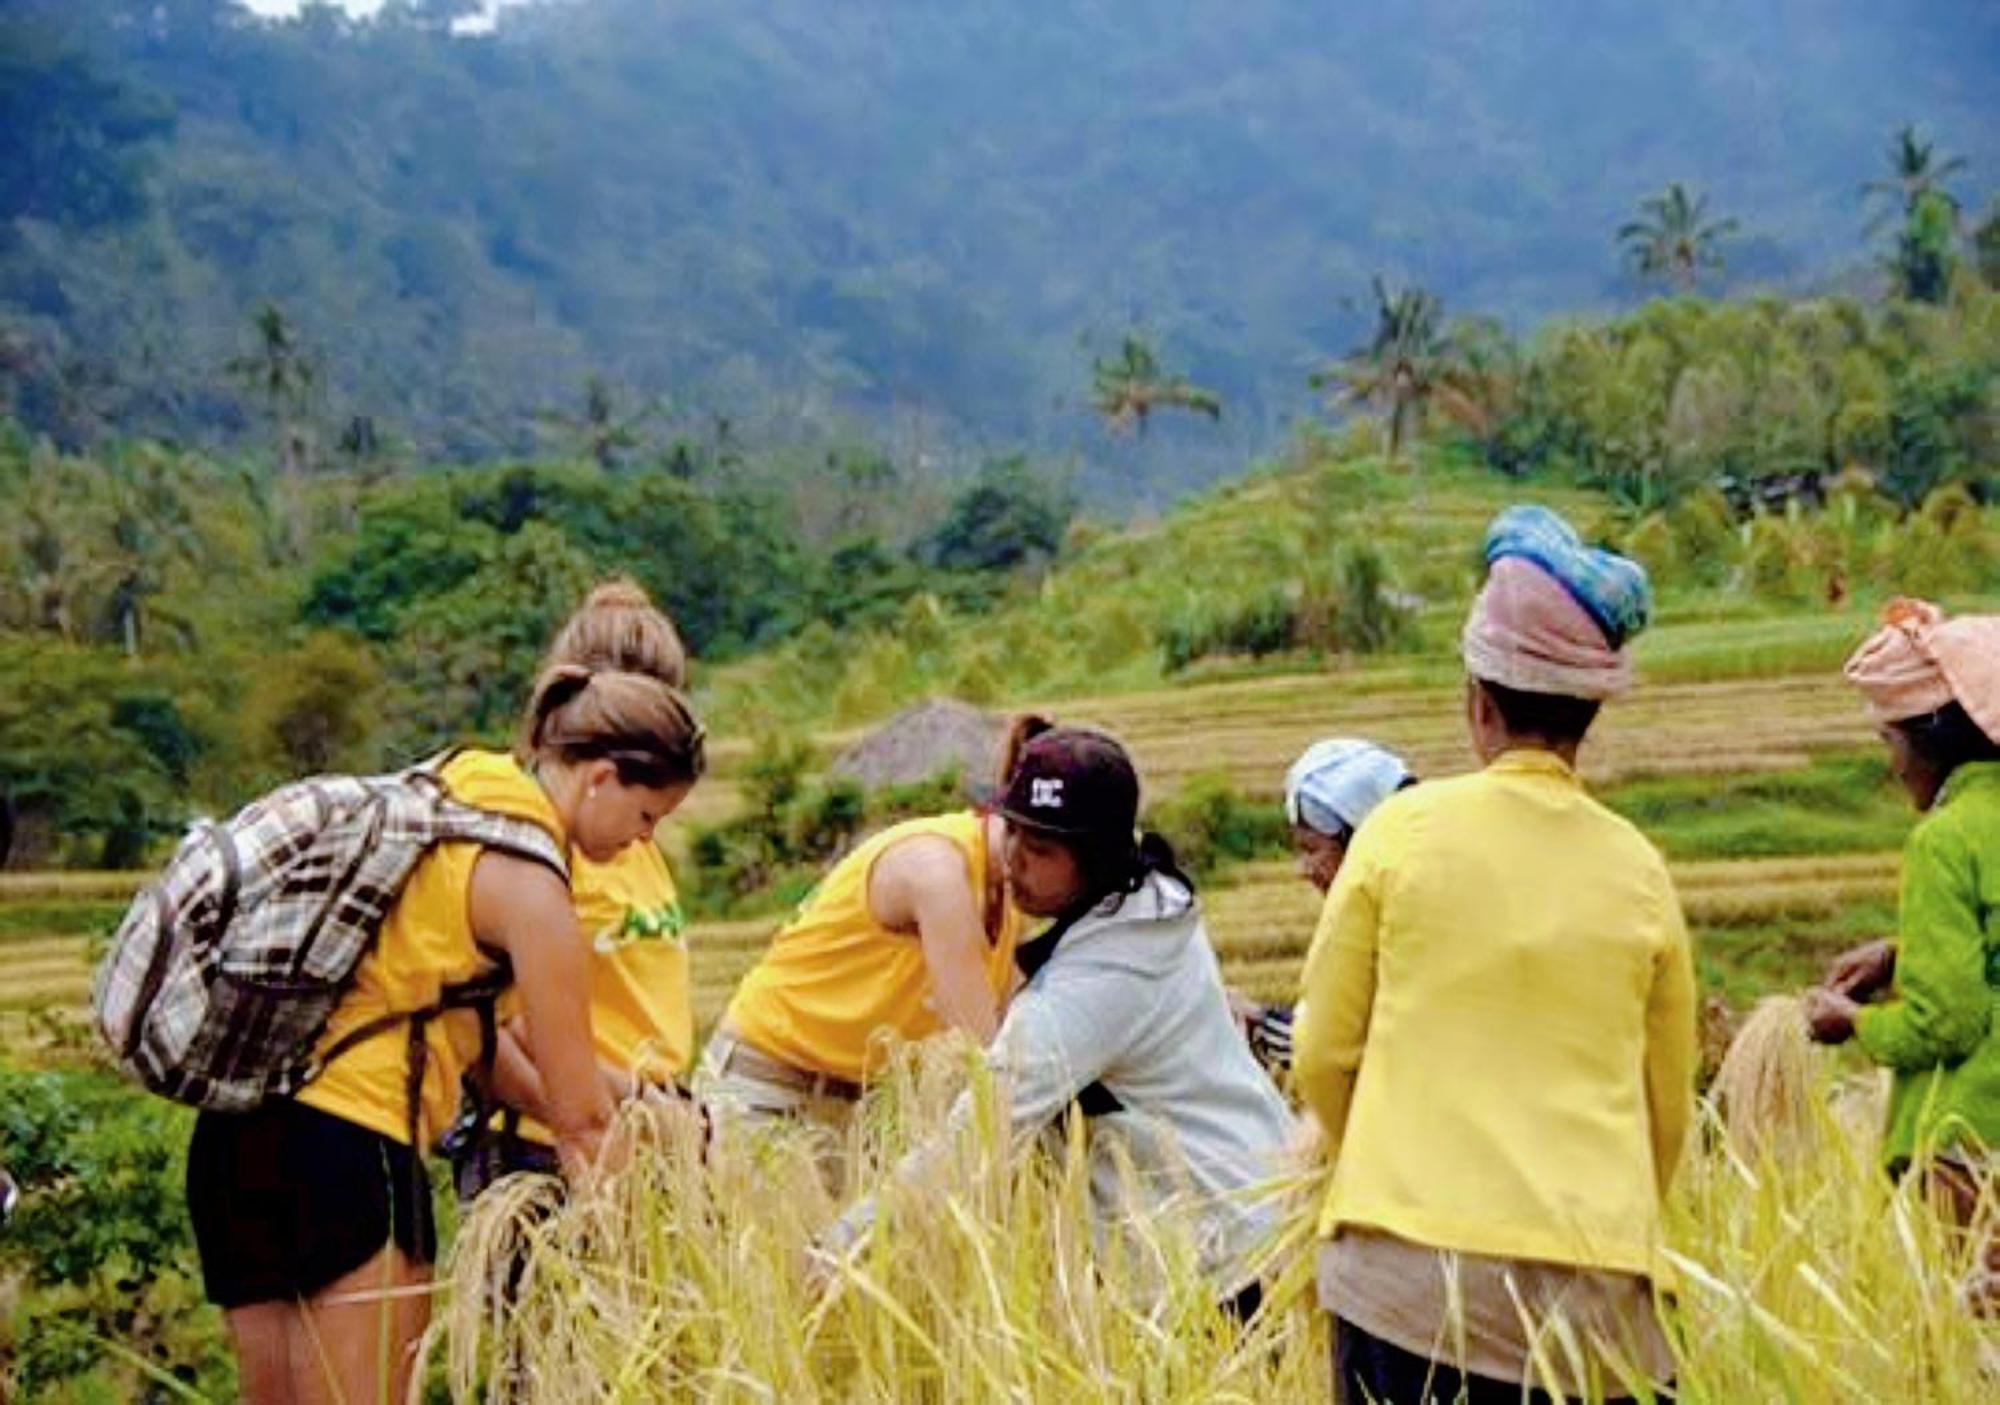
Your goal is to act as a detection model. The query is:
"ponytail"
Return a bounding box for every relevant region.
[996,712,1055,786]
[1132,830,1193,895]
[526,663,595,750]
[520,663,706,789]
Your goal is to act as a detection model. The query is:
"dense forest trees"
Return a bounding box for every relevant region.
[0,0,1994,496]
[0,417,1080,865]
[11,262,1989,866]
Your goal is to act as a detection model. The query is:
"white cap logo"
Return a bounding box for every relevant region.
[1029,777,1064,809]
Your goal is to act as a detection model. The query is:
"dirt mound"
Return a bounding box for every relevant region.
[829,698,1008,790]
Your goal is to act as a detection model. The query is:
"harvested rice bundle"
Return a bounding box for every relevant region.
[1709,994,1830,1162]
[1827,1069,1890,1157]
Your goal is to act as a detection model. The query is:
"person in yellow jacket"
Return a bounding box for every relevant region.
[696,717,1040,1171]
[453,579,701,1189]
[185,658,707,1405]
[1293,506,1696,1404]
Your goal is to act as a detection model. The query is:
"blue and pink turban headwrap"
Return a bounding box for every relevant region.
[1461,506,1653,701]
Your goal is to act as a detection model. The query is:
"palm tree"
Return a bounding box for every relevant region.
[1310,277,1476,463]
[535,374,660,470]
[226,303,316,479]
[1617,183,1739,293]
[96,446,201,657]
[1888,188,1960,304]
[1863,124,1967,231]
[1089,336,1222,436]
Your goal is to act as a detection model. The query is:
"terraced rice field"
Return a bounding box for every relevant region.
[0,851,1899,1041]
[708,614,1884,804]
[1050,669,1872,801]
[0,637,1912,1043]
[1205,852,1901,1006]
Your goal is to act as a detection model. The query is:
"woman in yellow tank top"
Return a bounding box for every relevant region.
[697,718,1043,1164]
[185,653,706,1405]
[455,579,701,1188]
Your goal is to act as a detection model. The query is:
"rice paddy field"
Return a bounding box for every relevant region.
[6,558,1999,1401]
[0,662,1912,1042]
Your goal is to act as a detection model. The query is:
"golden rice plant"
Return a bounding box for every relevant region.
[1708,994,1828,1162]
[1666,1097,1996,1403]
[425,1037,1997,1403]
[428,1043,1324,1403]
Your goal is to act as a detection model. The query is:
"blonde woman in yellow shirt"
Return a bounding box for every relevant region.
[453,579,702,1190]
[1294,507,1696,1404]
[185,661,706,1405]
[696,718,1038,1168]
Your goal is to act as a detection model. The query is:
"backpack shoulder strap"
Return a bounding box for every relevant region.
[407,750,569,883]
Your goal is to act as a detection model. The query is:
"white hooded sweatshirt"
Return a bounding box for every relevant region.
[832,870,1297,1294]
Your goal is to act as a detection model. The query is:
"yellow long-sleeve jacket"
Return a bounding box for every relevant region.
[1293,748,1698,1281]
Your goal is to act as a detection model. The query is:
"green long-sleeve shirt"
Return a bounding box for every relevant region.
[1854,760,2000,1171]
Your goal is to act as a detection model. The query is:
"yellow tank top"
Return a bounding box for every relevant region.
[295,750,564,1147]
[724,811,1023,1085]
[507,839,691,1147]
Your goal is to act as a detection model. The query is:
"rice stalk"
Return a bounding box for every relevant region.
[420,1037,1998,1403]
[1710,994,1831,1163]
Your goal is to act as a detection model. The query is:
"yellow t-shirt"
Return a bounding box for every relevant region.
[296,750,565,1147]
[508,839,690,1147]
[723,811,1023,1086]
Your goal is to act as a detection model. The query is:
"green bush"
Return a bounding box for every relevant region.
[1156,542,1415,673]
[0,639,203,868]
[686,739,973,916]
[0,1064,232,1400]
[1144,772,1288,880]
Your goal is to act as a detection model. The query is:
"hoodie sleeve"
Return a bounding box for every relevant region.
[981,958,1146,1129]
[823,950,1148,1255]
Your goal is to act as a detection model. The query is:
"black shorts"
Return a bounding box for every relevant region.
[186,1100,437,1308]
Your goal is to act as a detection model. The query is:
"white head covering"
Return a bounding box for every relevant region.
[1283,739,1412,839]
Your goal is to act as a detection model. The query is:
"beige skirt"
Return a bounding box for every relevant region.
[1318,1227,1677,1396]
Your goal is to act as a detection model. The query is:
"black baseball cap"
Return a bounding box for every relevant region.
[979,726,1140,842]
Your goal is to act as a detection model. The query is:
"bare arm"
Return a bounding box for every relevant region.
[490,1023,553,1124]
[868,834,1000,1044]
[492,1017,641,1122]
[469,851,613,1179]
[823,952,1137,1259]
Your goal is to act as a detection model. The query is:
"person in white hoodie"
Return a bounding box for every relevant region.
[823,722,1297,1314]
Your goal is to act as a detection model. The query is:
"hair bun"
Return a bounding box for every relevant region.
[582,577,656,612]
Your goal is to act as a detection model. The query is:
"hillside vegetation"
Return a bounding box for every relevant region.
[3,0,1997,488]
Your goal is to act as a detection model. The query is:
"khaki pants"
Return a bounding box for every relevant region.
[694,1026,860,1192]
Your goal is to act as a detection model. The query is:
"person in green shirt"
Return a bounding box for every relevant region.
[1806,597,2000,1311]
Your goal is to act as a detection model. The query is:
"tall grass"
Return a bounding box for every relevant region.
[425,1038,1997,1403]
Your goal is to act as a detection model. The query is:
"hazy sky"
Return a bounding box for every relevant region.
[243,0,388,14]
[240,1,522,20]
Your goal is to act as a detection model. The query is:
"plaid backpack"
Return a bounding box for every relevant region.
[92,750,568,1134]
